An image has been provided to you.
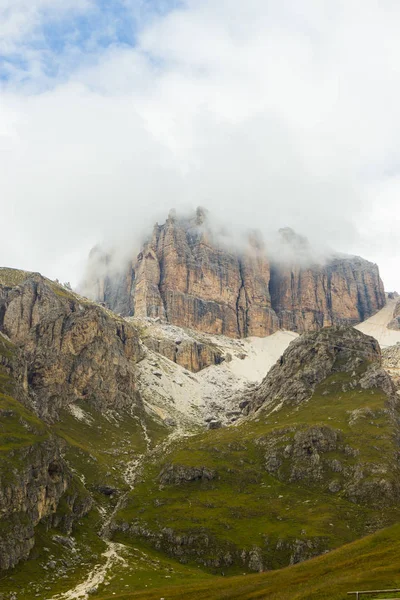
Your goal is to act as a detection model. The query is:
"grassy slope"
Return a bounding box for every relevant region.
[96,522,400,599]
[54,402,168,492]
[1,274,399,597]
[115,367,400,573]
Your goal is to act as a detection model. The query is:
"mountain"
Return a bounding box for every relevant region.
[0,327,91,571]
[0,260,397,599]
[83,207,386,338]
[0,268,143,421]
[105,522,400,600]
[0,268,160,580]
[112,326,400,574]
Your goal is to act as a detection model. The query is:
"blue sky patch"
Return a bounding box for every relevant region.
[0,0,184,85]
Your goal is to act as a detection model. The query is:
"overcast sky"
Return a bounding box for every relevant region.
[0,0,399,289]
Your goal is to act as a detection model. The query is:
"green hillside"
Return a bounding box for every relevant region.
[113,361,400,574]
[98,522,400,600]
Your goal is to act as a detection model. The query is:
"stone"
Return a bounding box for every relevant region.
[246,326,386,413]
[52,535,75,549]
[0,271,144,421]
[208,420,222,430]
[84,210,385,339]
[143,332,223,373]
[269,229,385,332]
[159,464,217,485]
[97,485,117,496]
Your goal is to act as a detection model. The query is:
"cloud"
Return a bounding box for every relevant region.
[0,0,399,289]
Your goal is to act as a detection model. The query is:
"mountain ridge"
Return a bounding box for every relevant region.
[82,208,386,339]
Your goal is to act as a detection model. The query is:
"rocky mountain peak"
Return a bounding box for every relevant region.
[81,208,386,338]
[0,268,143,422]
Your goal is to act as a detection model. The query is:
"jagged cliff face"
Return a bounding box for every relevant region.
[85,209,386,338]
[0,268,151,574]
[0,334,91,571]
[0,269,144,421]
[270,255,386,332]
[132,209,278,338]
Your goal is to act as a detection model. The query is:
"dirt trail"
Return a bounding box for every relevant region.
[50,415,191,600]
[50,311,396,599]
[51,541,127,600]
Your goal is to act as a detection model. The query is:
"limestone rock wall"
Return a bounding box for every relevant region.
[0,438,90,570]
[130,209,279,338]
[0,271,144,421]
[0,333,91,571]
[87,209,386,339]
[270,256,386,333]
[141,325,224,373]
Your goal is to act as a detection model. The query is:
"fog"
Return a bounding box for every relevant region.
[0,0,399,289]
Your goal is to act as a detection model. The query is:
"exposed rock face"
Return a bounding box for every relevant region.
[159,464,217,485]
[143,334,223,373]
[382,344,400,389]
[117,519,326,572]
[0,438,90,570]
[0,269,144,421]
[388,300,400,330]
[270,255,385,332]
[84,208,278,337]
[243,326,389,414]
[138,319,224,372]
[84,210,385,339]
[0,333,91,571]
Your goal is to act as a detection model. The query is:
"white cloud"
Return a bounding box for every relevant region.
[0,0,93,52]
[0,0,399,289]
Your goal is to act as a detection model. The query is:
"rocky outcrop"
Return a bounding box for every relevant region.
[270,256,385,331]
[143,334,223,373]
[138,319,224,372]
[83,208,279,337]
[382,344,400,389]
[388,300,400,330]
[261,421,400,508]
[0,333,91,571]
[269,228,386,332]
[0,438,91,570]
[85,210,385,339]
[0,269,144,421]
[243,326,389,414]
[116,518,326,572]
[159,464,217,485]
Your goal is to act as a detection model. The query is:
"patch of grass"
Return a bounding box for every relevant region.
[0,339,50,483]
[114,371,400,573]
[0,509,107,600]
[54,401,169,505]
[0,267,31,287]
[95,535,214,597]
[93,522,400,599]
